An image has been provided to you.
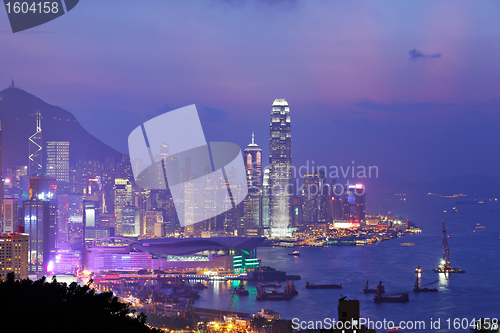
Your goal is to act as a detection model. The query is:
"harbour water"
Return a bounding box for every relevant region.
[193,194,500,332]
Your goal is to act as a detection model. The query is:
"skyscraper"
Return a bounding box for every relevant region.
[269,99,292,238]
[114,178,132,235]
[28,110,43,176]
[46,141,70,183]
[242,133,262,230]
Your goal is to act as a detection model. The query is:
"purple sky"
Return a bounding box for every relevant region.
[1,1,499,182]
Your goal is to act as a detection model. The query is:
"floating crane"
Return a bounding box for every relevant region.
[432,220,465,273]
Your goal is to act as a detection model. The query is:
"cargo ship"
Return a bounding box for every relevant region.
[363,281,385,293]
[373,285,409,303]
[305,281,342,289]
[413,275,438,292]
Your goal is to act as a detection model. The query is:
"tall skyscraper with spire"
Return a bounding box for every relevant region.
[269,99,292,237]
[241,132,263,230]
[29,110,43,176]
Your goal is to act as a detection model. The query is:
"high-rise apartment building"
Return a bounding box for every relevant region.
[269,99,292,238]
[0,232,29,280]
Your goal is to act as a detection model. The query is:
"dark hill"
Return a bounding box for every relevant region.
[0,86,123,168]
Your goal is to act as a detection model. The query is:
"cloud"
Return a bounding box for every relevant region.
[409,49,442,60]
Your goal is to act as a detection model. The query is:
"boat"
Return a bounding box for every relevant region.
[305,281,342,289]
[256,289,292,301]
[415,266,422,274]
[288,250,300,256]
[413,275,438,292]
[236,284,249,296]
[257,281,281,288]
[363,281,384,294]
[192,282,207,289]
[373,285,409,303]
[400,243,415,246]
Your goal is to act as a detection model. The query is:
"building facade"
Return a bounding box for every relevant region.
[269,99,292,238]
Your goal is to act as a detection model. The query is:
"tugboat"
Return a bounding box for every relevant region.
[373,285,409,303]
[413,275,438,292]
[236,284,249,296]
[363,281,385,294]
[288,250,300,256]
[305,281,342,289]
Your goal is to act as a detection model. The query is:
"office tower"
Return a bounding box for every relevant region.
[46,141,70,183]
[0,232,29,280]
[28,110,43,176]
[3,198,17,234]
[262,169,270,228]
[114,178,132,235]
[121,205,139,236]
[342,184,366,226]
[302,171,319,224]
[242,133,263,230]
[23,199,52,275]
[144,210,163,237]
[269,99,292,238]
[56,194,84,250]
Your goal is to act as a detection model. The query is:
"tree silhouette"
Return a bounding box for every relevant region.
[0,273,159,333]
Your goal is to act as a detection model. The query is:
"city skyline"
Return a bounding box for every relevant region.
[1,2,500,183]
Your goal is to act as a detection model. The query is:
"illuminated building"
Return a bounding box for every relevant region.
[85,227,114,241]
[341,184,366,226]
[242,132,262,230]
[114,178,132,235]
[23,199,55,275]
[46,141,70,183]
[121,205,140,236]
[23,176,58,275]
[262,169,270,228]
[86,237,264,273]
[29,176,57,200]
[56,194,84,250]
[3,199,17,234]
[0,232,29,280]
[4,166,27,202]
[302,168,328,225]
[28,110,43,176]
[269,99,292,238]
[144,210,163,237]
[51,250,82,275]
